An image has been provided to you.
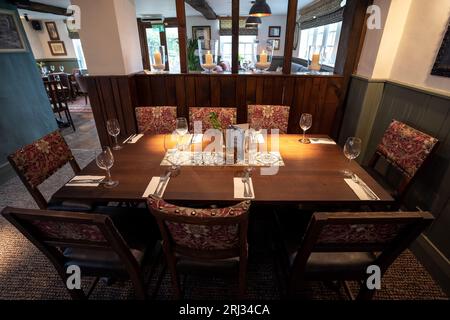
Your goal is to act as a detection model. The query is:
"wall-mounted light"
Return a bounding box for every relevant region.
[249,0,272,17]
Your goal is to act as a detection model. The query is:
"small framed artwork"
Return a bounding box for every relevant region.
[431,23,450,78]
[48,41,67,56]
[268,26,281,38]
[45,21,60,40]
[267,39,280,51]
[0,9,27,53]
[192,26,211,41]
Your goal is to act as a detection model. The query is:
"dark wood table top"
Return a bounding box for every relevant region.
[53,134,394,205]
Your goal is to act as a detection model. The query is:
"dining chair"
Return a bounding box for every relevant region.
[135,106,177,134]
[276,210,433,300]
[147,195,251,299]
[44,80,76,131]
[1,206,156,300]
[7,130,91,210]
[247,105,290,133]
[74,72,89,105]
[365,120,439,203]
[189,107,237,132]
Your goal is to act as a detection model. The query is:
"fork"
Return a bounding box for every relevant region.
[241,176,249,198]
[156,172,171,197]
[352,174,377,200]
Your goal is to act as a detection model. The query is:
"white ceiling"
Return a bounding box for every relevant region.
[19,0,316,20]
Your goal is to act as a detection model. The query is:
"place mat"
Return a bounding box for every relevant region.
[234,177,255,199]
[344,177,380,200]
[160,151,285,167]
[142,176,171,197]
[310,138,336,145]
[65,175,105,187]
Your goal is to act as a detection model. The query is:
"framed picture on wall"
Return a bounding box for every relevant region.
[267,39,280,51]
[45,21,60,40]
[48,41,67,56]
[192,26,211,41]
[431,23,450,78]
[268,26,281,37]
[0,9,27,53]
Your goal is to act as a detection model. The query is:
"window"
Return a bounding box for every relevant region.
[219,35,257,65]
[297,21,342,67]
[72,39,87,70]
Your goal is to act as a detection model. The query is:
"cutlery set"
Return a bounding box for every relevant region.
[241,173,253,198]
[351,174,379,200]
[154,172,171,197]
[123,134,137,143]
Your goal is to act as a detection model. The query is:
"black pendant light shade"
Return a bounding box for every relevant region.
[249,0,272,17]
[245,16,262,25]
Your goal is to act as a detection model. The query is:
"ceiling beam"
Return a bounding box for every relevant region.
[185,0,218,20]
[12,1,70,16]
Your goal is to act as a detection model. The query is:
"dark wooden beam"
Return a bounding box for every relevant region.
[333,0,372,138]
[282,0,298,74]
[14,1,69,16]
[176,0,188,73]
[231,0,239,73]
[185,0,218,20]
[137,19,151,70]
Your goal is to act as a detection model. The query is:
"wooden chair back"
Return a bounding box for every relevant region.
[7,131,80,209]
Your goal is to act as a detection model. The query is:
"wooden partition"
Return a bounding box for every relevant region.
[87,73,343,146]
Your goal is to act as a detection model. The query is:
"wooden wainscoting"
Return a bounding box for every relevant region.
[87,73,343,146]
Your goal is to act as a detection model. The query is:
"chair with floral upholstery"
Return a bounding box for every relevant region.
[366,120,439,202]
[1,206,155,300]
[7,130,89,210]
[247,105,290,133]
[188,107,237,132]
[135,106,177,134]
[147,195,251,298]
[276,210,433,299]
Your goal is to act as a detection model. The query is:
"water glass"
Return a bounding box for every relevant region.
[299,113,312,144]
[96,147,119,188]
[343,137,362,178]
[106,119,122,150]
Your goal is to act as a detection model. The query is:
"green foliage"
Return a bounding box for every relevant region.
[209,112,222,130]
[187,38,202,71]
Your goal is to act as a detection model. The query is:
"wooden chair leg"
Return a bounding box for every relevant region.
[85,95,88,105]
[238,256,248,298]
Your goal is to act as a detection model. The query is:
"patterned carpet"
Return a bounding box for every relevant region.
[0,149,447,300]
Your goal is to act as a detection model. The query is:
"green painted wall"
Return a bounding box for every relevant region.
[0,0,57,169]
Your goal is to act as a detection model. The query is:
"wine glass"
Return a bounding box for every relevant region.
[343,137,362,178]
[59,65,64,72]
[176,117,188,151]
[106,119,122,150]
[96,147,119,188]
[164,133,180,174]
[50,65,55,73]
[299,113,312,144]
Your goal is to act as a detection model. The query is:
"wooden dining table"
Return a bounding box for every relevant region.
[52,134,394,206]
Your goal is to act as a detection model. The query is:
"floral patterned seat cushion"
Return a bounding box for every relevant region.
[377,120,438,178]
[8,131,73,188]
[189,107,237,132]
[148,195,250,251]
[247,105,290,133]
[135,106,177,134]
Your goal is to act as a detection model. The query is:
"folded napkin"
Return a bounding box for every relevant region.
[191,133,203,144]
[142,176,171,197]
[234,177,255,199]
[66,175,105,187]
[310,138,336,145]
[344,177,380,200]
[128,134,144,144]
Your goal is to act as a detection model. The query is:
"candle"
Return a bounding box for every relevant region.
[311,53,320,65]
[260,50,267,64]
[205,50,213,65]
[154,51,162,65]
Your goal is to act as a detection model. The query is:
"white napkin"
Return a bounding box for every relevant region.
[344,178,380,200]
[142,176,171,197]
[128,134,144,144]
[310,138,336,145]
[234,177,255,199]
[191,133,203,144]
[66,175,105,187]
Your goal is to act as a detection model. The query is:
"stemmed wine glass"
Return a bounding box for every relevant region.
[343,137,362,178]
[50,65,55,73]
[164,133,181,174]
[176,117,189,151]
[106,119,122,150]
[59,65,64,72]
[96,147,119,188]
[299,113,312,144]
